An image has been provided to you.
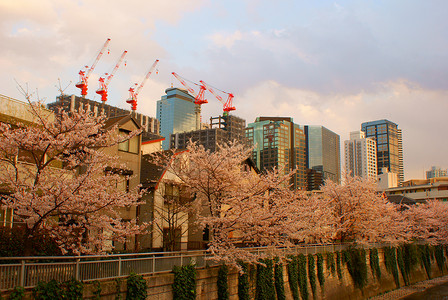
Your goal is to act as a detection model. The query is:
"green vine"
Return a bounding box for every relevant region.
[316,253,325,288]
[419,244,432,279]
[297,254,309,300]
[126,273,147,300]
[256,259,275,300]
[64,278,83,300]
[369,248,381,280]
[383,247,400,287]
[343,248,368,289]
[6,286,25,300]
[115,277,122,300]
[307,254,316,297]
[274,258,286,300]
[396,247,409,285]
[326,252,336,276]
[287,256,299,300]
[92,280,101,300]
[173,263,197,300]
[33,279,65,299]
[238,262,250,300]
[435,245,445,273]
[336,251,342,281]
[403,243,419,276]
[217,264,229,300]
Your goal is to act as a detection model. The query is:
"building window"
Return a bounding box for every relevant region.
[118,130,139,154]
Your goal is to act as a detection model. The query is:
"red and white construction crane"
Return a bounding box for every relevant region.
[126,59,159,111]
[96,50,127,102]
[172,72,208,130]
[199,80,235,116]
[76,38,111,98]
[171,72,208,105]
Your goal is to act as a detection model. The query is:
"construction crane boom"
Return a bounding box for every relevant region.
[199,80,235,114]
[126,59,159,111]
[75,38,111,98]
[171,72,207,105]
[96,50,127,102]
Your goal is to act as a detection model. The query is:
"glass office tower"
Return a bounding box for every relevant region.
[302,125,341,184]
[361,119,404,184]
[246,117,306,189]
[156,88,196,150]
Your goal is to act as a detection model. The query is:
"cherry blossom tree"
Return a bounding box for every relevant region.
[150,141,310,265]
[0,94,145,255]
[403,199,448,243]
[319,174,407,244]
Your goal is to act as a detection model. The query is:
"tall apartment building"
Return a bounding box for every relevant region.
[156,88,196,150]
[426,166,448,179]
[361,119,404,184]
[47,94,159,134]
[170,115,246,152]
[302,125,341,184]
[246,117,306,190]
[344,131,377,180]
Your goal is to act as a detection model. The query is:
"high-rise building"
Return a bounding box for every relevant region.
[170,115,246,152]
[361,119,404,184]
[426,166,448,179]
[48,94,159,134]
[246,117,306,189]
[156,88,197,150]
[344,131,377,180]
[302,125,341,184]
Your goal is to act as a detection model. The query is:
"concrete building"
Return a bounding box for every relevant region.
[48,94,159,135]
[170,115,246,152]
[426,166,448,179]
[246,117,306,190]
[361,119,404,184]
[385,177,448,202]
[344,131,377,180]
[377,167,399,191]
[302,125,341,184]
[156,88,197,150]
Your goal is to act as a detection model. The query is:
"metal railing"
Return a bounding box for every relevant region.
[0,243,380,290]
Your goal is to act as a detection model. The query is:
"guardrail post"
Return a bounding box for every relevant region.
[20,260,25,287]
[118,257,122,277]
[180,253,183,266]
[75,258,80,280]
[152,255,155,274]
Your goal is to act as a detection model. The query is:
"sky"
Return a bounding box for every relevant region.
[1,0,447,180]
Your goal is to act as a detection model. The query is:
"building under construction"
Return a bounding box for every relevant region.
[48,94,160,135]
[170,114,246,152]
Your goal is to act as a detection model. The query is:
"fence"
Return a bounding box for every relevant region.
[0,243,372,290]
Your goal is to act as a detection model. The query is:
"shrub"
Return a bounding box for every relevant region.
[33,279,65,299]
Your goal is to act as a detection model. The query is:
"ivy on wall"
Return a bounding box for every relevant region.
[33,278,83,300]
[397,247,409,285]
[326,252,336,276]
[126,273,147,300]
[383,247,400,287]
[403,243,419,276]
[336,251,343,281]
[217,264,229,300]
[307,254,317,296]
[256,259,276,300]
[173,263,197,300]
[434,245,445,273]
[419,244,432,279]
[274,258,286,300]
[298,254,309,300]
[238,262,250,300]
[287,256,300,300]
[316,253,325,288]
[369,248,381,281]
[343,248,368,289]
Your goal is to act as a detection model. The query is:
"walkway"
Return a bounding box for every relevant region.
[370,275,448,300]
